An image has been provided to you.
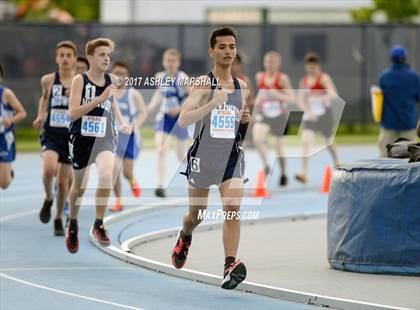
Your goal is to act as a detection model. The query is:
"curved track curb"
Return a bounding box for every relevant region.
[89,204,408,310]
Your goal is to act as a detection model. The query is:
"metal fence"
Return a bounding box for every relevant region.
[1,23,419,126]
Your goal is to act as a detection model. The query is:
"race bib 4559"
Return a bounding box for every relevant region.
[210,108,236,139]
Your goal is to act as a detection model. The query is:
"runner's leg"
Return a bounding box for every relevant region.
[253,122,271,172]
[219,178,243,258]
[0,162,12,189]
[95,150,115,220]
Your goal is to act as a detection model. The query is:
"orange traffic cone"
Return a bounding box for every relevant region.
[253,170,271,198]
[321,165,332,193]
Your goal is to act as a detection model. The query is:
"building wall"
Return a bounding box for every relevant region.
[100,0,372,24]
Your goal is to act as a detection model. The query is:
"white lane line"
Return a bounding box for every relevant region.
[0,273,145,310]
[1,193,43,202]
[109,215,410,310]
[0,209,38,223]
[0,267,136,272]
[0,197,187,223]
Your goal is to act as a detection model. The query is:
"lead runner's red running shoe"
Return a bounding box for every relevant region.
[172,230,191,269]
[91,224,111,246]
[221,259,247,290]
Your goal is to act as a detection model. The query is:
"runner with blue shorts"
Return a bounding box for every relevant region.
[148,49,190,197]
[110,61,148,212]
[0,64,27,190]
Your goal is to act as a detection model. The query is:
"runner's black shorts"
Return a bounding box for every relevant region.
[69,134,116,170]
[40,129,71,164]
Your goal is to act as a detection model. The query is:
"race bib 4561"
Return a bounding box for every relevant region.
[81,116,107,138]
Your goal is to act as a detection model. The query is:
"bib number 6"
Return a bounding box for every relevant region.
[190,157,200,173]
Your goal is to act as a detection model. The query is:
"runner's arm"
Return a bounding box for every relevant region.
[33,74,53,128]
[112,95,129,130]
[239,79,251,124]
[147,72,164,113]
[243,76,255,111]
[316,73,337,101]
[109,74,130,130]
[132,89,148,129]
[147,89,162,114]
[254,72,263,108]
[2,88,27,127]
[297,79,311,113]
[238,80,251,145]
[178,76,226,128]
[166,72,190,117]
[68,75,109,121]
[271,74,295,103]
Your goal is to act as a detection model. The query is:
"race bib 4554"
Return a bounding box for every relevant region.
[49,109,70,128]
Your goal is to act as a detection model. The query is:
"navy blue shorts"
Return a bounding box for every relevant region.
[69,134,116,170]
[155,113,189,140]
[183,141,245,189]
[116,132,140,160]
[40,130,71,164]
[0,132,15,163]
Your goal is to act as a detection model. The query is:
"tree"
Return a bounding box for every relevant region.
[375,0,419,22]
[351,7,375,22]
[12,0,99,22]
[351,0,420,23]
[53,0,99,22]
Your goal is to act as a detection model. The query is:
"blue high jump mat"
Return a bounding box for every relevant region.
[328,159,420,276]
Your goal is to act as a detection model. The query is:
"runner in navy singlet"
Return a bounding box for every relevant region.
[65,38,131,254]
[33,41,77,236]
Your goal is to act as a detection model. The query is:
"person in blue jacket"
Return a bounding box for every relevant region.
[378,45,420,156]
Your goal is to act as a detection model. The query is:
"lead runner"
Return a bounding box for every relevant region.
[172,26,251,290]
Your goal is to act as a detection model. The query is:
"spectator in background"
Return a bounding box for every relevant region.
[378,45,420,157]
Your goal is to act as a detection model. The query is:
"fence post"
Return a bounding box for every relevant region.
[261,8,269,62]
